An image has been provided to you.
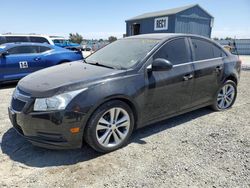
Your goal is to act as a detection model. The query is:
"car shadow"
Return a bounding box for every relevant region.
[1,107,212,168]
[0,82,17,89]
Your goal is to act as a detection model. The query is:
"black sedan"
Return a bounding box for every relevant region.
[8,34,241,153]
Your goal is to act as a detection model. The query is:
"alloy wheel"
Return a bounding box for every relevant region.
[96,107,130,148]
[217,84,235,109]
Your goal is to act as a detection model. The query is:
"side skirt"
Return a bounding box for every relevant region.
[136,101,213,129]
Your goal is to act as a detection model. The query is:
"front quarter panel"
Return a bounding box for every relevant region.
[44,51,83,66]
[66,72,146,129]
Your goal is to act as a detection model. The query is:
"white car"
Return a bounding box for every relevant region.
[81,47,94,57]
[0,34,81,50]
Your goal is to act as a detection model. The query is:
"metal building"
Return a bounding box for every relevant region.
[217,39,250,55]
[126,4,214,38]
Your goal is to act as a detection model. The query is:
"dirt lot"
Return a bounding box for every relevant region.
[0,71,249,188]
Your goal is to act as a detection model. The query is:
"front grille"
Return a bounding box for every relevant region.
[11,98,26,112]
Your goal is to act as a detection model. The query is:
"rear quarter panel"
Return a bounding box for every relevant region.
[223,54,241,84]
[43,50,83,66]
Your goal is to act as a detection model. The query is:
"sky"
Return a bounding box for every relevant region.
[1,0,250,39]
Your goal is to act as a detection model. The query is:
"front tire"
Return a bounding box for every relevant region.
[84,100,134,153]
[211,80,237,111]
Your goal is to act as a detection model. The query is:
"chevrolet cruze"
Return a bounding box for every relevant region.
[8,34,241,153]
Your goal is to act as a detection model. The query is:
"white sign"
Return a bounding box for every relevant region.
[154,17,168,31]
[19,61,28,69]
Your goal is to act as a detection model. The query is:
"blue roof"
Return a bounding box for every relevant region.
[126,4,213,21]
[0,42,53,48]
[0,42,71,52]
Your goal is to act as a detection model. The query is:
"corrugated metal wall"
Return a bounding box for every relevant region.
[126,15,176,36]
[126,6,213,37]
[175,6,212,37]
[217,39,250,55]
[175,17,210,37]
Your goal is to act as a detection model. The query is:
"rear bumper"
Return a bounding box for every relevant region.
[8,107,85,149]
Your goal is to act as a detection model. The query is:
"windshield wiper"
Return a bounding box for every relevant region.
[87,61,115,69]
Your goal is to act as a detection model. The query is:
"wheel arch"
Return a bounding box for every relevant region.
[225,74,238,85]
[83,95,139,133]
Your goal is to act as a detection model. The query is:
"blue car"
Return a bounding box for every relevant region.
[52,39,80,48]
[0,43,83,83]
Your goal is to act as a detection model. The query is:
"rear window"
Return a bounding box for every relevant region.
[191,38,226,61]
[5,36,30,43]
[39,46,51,53]
[0,36,6,45]
[30,37,49,44]
[8,46,39,54]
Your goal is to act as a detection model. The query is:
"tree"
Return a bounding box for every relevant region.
[108,36,117,43]
[213,37,219,41]
[225,37,233,40]
[69,33,83,44]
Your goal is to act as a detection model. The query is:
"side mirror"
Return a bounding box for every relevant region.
[150,58,173,71]
[0,51,9,57]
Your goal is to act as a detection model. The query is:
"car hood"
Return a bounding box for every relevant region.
[18,61,125,97]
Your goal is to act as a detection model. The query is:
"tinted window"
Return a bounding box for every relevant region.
[154,38,190,65]
[53,39,67,44]
[30,37,49,44]
[0,37,6,45]
[83,48,91,51]
[8,46,39,54]
[213,45,227,58]
[39,46,51,53]
[5,36,30,43]
[191,38,226,61]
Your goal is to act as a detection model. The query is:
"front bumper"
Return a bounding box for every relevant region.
[8,107,85,150]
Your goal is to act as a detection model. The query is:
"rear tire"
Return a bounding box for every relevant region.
[211,80,237,111]
[84,100,134,153]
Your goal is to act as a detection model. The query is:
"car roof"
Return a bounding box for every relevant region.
[1,34,49,37]
[124,33,210,41]
[0,34,66,39]
[0,42,54,48]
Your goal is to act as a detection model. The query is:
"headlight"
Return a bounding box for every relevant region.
[34,88,87,111]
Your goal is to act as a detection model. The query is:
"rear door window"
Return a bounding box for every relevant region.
[191,38,226,61]
[5,36,30,43]
[39,46,51,53]
[154,38,190,65]
[30,37,50,44]
[8,46,39,55]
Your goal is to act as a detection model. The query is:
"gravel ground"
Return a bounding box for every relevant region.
[240,55,250,70]
[0,71,249,188]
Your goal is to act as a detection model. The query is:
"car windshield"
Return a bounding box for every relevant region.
[53,39,70,44]
[0,45,7,51]
[86,38,160,69]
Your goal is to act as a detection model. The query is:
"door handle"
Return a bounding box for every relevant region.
[183,74,193,81]
[215,65,223,72]
[34,57,41,61]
